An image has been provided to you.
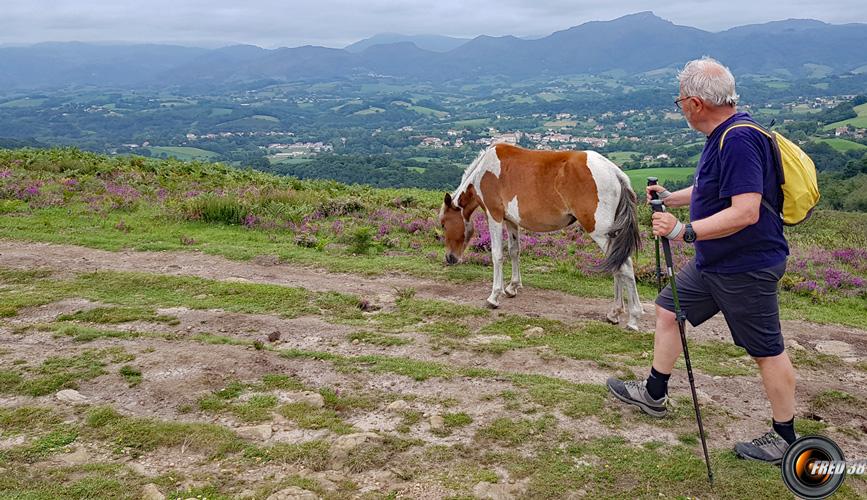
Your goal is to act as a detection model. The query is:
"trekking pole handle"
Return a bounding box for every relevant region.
[647,177,659,201]
[650,199,665,213]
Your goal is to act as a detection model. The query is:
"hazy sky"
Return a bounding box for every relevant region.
[2,0,866,49]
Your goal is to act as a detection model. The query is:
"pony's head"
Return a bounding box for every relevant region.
[438,187,477,265]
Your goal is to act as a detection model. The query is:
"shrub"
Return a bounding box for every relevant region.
[184,195,247,225]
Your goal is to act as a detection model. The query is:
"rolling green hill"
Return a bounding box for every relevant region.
[0,147,866,498]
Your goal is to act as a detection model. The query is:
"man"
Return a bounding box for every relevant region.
[606,57,796,464]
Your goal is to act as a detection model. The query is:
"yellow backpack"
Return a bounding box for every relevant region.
[719,121,820,226]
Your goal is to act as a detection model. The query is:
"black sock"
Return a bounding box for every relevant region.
[773,417,797,444]
[646,367,671,400]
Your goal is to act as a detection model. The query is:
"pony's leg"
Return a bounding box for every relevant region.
[504,222,522,298]
[486,217,506,308]
[591,233,625,325]
[618,256,644,331]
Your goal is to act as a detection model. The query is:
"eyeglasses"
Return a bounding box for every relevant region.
[674,96,697,110]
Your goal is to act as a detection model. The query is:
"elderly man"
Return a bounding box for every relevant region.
[606,57,796,464]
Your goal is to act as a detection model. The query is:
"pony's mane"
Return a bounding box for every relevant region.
[452,148,488,203]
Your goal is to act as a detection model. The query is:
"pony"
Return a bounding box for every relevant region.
[438,144,643,330]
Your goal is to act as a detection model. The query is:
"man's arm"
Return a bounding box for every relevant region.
[663,186,693,208]
[646,185,692,207]
[691,192,761,240]
[652,192,761,241]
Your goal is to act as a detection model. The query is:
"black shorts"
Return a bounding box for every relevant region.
[655,259,787,358]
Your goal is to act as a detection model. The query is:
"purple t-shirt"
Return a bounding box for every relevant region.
[690,112,789,273]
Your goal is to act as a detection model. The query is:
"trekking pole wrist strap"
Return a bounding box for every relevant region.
[659,190,672,199]
[665,220,684,240]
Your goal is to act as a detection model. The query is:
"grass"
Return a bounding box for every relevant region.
[50,324,144,342]
[624,167,694,188]
[0,348,133,396]
[0,267,364,323]
[348,331,412,346]
[506,373,611,420]
[57,306,179,325]
[818,138,867,152]
[0,196,862,328]
[476,415,556,447]
[84,406,244,457]
[810,389,866,413]
[475,317,754,377]
[278,402,357,434]
[243,440,331,470]
[119,365,142,387]
[606,151,640,164]
[823,102,867,130]
[0,148,865,498]
[0,406,62,433]
[196,374,369,431]
[432,412,473,437]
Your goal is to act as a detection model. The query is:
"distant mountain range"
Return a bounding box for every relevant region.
[344,33,470,53]
[2,12,867,89]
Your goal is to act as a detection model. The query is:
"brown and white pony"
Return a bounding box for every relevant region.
[438,144,643,330]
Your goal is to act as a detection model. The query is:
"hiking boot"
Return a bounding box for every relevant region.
[734,430,790,465]
[606,377,667,417]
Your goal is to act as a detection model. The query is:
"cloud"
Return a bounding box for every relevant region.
[1,0,866,48]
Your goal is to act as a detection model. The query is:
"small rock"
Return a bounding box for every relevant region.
[127,462,154,477]
[270,429,330,444]
[266,486,319,500]
[237,424,273,441]
[473,481,515,500]
[787,339,806,351]
[695,389,713,405]
[237,490,257,499]
[276,391,325,409]
[523,326,545,338]
[331,432,381,463]
[429,415,445,431]
[268,331,281,342]
[814,340,853,357]
[142,483,165,500]
[56,389,89,405]
[387,399,410,412]
[0,435,27,449]
[352,339,360,345]
[57,447,90,466]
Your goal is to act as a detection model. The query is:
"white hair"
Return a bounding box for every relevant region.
[677,57,739,107]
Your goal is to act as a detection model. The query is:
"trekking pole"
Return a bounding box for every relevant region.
[647,177,663,293]
[650,199,714,485]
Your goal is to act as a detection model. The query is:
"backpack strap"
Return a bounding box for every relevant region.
[718,120,784,219]
[718,121,773,151]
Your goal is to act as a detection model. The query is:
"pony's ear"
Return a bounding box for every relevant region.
[444,192,453,207]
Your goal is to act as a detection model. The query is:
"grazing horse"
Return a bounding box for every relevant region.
[438,144,643,330]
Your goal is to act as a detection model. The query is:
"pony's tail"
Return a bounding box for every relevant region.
[602,173,641,272]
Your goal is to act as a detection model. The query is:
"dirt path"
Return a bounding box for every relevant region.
[2,240,864,348]
[1,240,866,498]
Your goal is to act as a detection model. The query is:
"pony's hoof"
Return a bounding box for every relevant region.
[605,312,620,324]
[486,298,500,309]
[625,323,640,332]
[504,286,517,298]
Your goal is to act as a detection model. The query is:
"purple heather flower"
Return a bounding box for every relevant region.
[243,213,259,228]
